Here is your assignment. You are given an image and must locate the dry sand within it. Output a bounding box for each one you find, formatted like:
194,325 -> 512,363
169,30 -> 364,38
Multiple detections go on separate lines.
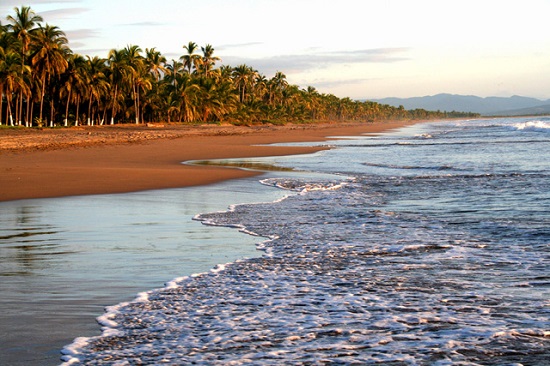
0,121 -> 415,202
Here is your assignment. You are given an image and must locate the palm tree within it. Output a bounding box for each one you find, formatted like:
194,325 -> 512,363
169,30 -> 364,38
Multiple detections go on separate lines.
267,71 -> 288,108
196,74 -> 237,122
134,73 -> 152,123
107,48 -> 128,124
253,73 -> 268,103
83,55 -> 108,125
164,59 -> 183,86
303,86 -> 321,120
143,47 -> 166,122
59,53 -> 86,126
6,6 -> 43,125
2,51 -> 29,126
72,55 -> 89,125
164,94 -> 180,123
334,97 -> 353,121
199,44 -> 219,78
232,64 -> 257,104
0,22 -> 11,125
181,41 -> 200,74
0,38 -> 6,125
31,24 -> 69,126
175,73 -> 200,122
143,78 -> 165,122
145,47 -> 166,82
218,65 -> 233,79
122,44 -> 145,123
6,6 -> 42,54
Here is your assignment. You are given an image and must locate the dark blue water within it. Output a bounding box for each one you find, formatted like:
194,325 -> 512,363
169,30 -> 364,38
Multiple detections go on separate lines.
62,118 -> 550,365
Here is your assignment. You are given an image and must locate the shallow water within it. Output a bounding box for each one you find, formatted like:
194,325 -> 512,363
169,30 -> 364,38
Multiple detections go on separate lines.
0,178 -> 289,365
60,117 -> 550,365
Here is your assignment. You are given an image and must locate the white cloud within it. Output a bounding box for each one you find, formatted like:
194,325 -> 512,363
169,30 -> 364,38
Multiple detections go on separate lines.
222,48 -> 411,76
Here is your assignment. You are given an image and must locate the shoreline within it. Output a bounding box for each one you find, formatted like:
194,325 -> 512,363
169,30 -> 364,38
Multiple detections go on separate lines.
0,121 -> 417,202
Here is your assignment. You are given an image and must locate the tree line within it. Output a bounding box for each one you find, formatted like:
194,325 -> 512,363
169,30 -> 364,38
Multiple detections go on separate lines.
0,6 -> 479,128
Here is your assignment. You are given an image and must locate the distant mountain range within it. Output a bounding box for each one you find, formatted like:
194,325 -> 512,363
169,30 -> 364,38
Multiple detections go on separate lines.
370,94 -> 550,116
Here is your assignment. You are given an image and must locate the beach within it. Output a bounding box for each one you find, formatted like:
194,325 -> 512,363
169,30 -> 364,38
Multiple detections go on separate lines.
0,120 -> 416,365
0,121 -> 413,202
2,117 -> 548,365
56,116 -> 550,365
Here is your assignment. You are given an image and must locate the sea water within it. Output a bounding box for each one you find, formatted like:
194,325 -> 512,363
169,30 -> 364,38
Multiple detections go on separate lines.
0,179 -> 289,365
59,118 -> 550,363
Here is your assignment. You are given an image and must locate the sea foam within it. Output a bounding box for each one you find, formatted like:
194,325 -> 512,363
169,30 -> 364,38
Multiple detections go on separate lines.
513,120 -> 550,132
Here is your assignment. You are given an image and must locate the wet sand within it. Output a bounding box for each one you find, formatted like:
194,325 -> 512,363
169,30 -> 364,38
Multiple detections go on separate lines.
0,121 -> 415,202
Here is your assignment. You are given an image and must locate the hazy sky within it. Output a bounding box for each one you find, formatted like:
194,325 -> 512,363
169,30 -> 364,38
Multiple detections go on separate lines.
2,0 -> 550,100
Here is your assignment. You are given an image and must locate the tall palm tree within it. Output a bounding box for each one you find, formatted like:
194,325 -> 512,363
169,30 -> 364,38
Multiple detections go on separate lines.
267,71 -> 288,108
164,93 -> 180,123
6,6 -> 43,125
134,73 -> 152,123
171,72 -> 200,122
59,53 -> 86,126
303,86 -> 321,120
31,24 -> 69,126
181,41 -> 199,74
0,50 -> 4,125
83,55 -> 108,125
142,47 -> 166,123
145,47 -> 166,82
2,51 -> 29,126
0,22 -> 11,125
6,6 -> 42,55
122,44 -> 144,123
232,64 -> 257,104
70,54 -> 89,126
164,59 -> 183,86
253,73 -> 268,104
195,75 -> 236,122
0,38 -> 6,125
107,48 -> 128,124
199,44 -> 219,78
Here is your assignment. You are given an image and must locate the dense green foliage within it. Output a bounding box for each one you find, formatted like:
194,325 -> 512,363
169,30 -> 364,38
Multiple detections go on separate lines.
0,6 -> 479,127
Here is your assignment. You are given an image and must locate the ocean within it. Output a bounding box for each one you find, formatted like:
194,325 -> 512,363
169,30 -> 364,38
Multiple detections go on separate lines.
0,178 -> 288,365
2,117 -> 549,365
60,117 -> 549,365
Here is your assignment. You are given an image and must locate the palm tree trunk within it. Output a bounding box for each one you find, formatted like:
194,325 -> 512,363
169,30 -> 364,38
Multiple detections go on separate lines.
39,75 -> 46,125
92,104 -> 96,126
137,88 -> 143,121
65,89 -> 71,127
102,108 -> 107,125
25,97 -> 30,127
87,94 -> 92,126
75,96 -> 80,126
20,93 -> 25,126
16,93 -> 21,126
133,82 -> 139,124
7,97 -> 14,126
0,91 -> 3,125
50,99 -> 55,127
111,85 -> 117,125
21,93 -> 26,126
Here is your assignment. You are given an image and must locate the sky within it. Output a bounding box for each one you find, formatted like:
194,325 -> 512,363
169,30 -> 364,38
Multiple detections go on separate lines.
2,0 -> 550,100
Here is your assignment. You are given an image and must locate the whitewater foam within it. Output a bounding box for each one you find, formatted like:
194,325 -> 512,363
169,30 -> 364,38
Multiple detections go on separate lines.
513,120 -> 550,132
